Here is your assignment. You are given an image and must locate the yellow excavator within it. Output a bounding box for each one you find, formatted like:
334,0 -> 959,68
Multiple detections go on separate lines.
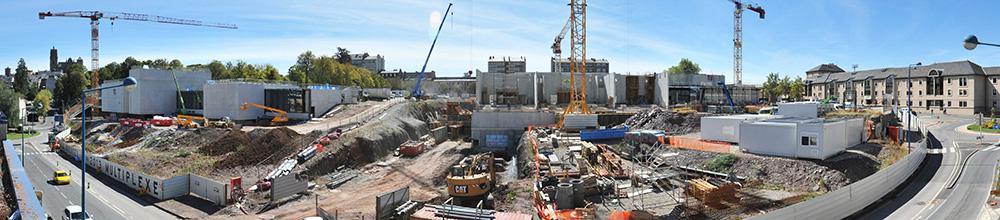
240,102 -> 288,125
446,153 -> 497,209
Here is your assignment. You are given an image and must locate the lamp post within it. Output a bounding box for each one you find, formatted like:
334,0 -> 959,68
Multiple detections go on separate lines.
907,62 -> 921,149
80,76 -> 136,215
964,35 -> 1000,50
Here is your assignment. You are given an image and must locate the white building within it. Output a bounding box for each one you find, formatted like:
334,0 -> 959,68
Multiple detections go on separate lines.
100,69 -> 211,116
739,117 -> 864,160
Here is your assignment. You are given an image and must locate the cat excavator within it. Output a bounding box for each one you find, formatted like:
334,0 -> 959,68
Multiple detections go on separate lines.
445,153 -> 498,209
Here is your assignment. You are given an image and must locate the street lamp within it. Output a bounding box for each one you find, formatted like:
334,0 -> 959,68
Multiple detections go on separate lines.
964,35 -> 1000,50
79,76 -> 136,215
907,62 -> 921,149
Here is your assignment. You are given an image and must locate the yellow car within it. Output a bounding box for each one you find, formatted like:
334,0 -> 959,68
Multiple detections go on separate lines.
53,170 -> 70,185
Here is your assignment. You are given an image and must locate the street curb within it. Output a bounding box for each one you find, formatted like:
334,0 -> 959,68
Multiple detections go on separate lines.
956,123 -> 1000,136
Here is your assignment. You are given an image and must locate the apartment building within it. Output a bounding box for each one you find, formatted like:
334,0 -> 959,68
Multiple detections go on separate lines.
805,60 -> 990,115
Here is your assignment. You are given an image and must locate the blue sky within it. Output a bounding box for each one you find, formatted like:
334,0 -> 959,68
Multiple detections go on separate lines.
3,0 -> 1000,84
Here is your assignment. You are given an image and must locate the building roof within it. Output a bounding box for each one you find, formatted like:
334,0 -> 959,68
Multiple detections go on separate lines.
552,58 -> 609,63
350,53 -> 381,60
488,56 -> 526,62
807,63 -> 845,73
806,60 -> 984,83
985,66 -> 1000,76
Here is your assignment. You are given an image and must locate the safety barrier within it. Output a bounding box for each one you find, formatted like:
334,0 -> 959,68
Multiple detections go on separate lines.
666,136 -> 733,154
2,140 -> 46,219
749,114 -> 929,220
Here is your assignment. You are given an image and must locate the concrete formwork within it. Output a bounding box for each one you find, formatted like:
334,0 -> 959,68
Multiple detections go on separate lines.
101,69 -> 211,115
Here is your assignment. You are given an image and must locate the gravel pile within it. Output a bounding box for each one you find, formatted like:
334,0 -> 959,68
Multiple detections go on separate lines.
620,107 -> 708,135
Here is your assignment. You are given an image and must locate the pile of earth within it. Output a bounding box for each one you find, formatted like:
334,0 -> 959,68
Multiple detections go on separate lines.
213,127 -> 322,169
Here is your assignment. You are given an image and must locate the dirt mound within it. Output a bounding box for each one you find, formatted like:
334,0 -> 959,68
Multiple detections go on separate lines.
199,131 -> 252,156
621,107 -> 708,135
659,149 -> 861,192
213,127 -> 300,169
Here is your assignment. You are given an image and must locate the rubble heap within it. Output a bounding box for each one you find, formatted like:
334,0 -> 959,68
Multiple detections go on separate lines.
620,107 -> 707,135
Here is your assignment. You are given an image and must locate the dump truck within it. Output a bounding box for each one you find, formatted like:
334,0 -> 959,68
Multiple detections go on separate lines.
446,153 -> 497,209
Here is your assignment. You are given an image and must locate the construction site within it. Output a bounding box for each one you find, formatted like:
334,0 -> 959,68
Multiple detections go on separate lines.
5,1 -> 932,220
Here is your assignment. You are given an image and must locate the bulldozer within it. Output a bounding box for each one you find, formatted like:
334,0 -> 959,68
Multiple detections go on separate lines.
446,153 -> 498,209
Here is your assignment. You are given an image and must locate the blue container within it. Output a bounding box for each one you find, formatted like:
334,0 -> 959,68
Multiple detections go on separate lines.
580,126 -> 629,141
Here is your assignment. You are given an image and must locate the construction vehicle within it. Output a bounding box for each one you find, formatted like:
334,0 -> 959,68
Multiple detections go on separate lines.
240,102 -> 289,125
38,11 -> 236,114
446,153 -> 497,209
176,115 -> 207,129
409,3 -> 453,99
728,0 -> 765,85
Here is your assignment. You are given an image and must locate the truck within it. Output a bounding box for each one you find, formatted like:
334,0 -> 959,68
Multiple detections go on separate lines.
361,88 -> 391,101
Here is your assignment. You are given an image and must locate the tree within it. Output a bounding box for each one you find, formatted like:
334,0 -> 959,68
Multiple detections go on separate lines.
54,63 -> 89,109
34,89 -> 52,120
206,60 -> 230,79
168,59 -> 184,70
778,76 -> 791,100
667,58 -> 701,75
0,86 -> 22,128
13,58 -> 31,96
761,73 -> 781,103
262,64 -> 284,81
789,77 -> 806,101
335,47 -> 352,64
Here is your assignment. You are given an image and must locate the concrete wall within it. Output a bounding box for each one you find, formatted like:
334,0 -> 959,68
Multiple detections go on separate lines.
162,175 -> 190,199
101,69 -> 211,115
309,85 -> 348,116
471,110 -> 556,153
476,71 -> 610,105
204,81 -> 265,120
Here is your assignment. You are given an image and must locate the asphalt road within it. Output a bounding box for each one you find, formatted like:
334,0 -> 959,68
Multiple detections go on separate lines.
12,119 -> 176,220
857,114 -> 997,220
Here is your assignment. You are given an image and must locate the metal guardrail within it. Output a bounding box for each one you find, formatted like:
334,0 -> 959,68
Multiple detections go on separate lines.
749,113 -> 929,220
3,140 -> 47,219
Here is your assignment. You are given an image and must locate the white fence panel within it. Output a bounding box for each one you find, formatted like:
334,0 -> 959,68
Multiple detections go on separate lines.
163,175 -> 190,199
190,174 -> 229,205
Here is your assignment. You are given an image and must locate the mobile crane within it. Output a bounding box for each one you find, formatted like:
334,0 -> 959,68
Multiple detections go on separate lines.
240,102 -> 288,125
410,3 -> 453,99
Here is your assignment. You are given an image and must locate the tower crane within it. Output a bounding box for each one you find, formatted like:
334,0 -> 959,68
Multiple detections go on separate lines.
558,0 -> 589,128
38,11 -> 237,89
551,17 -> 571,73
728,0 -> 764,85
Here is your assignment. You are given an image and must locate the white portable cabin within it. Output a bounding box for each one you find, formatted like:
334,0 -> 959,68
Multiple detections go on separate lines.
775,102 -> 820,118
700,114 -> 778,143
739,117 -> 864,160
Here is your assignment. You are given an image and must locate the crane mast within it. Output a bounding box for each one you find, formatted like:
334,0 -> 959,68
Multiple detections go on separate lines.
559,0 -> 589,128
729,1 -> 764,85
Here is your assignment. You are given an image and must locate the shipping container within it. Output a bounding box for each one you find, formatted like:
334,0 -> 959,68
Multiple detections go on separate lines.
700,114 -> 776,143
580,126 -> 629,141
739,117 -> 864,160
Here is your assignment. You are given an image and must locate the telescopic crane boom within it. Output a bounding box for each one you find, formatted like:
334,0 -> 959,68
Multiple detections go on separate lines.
411,3 -> 453,98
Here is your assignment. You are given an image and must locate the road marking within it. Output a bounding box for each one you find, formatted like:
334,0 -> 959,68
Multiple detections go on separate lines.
916,141 -> 964,219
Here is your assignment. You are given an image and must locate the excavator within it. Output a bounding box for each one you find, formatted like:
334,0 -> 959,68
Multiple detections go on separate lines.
446,153 -> 498,209
240,102 -> 288,125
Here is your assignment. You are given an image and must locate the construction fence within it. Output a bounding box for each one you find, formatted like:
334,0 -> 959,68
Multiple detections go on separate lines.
61,145 -> 230,205
666,136 -> 734,154
748,113 -> 928,220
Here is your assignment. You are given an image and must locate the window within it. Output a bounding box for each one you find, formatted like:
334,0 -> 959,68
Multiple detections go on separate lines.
993,77 -> 997,84
800,135 -> 817,146
919,91 -> 923,96
948,101 -> 952,107
948,90 -> 952,96
919,101 -> 922,106
994,89 -> 997,96
959,89 -> 968,96
959,101 -> 967,107
994,101 -> 997,107
948,78 -> 952,84
959,77 -> 968,87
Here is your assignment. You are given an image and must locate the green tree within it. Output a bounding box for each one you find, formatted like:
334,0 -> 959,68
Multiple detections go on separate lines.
54,63 -> 89,109
262,64 -> 284,81
761,73 -> 781,103
206,60 -> 230,79
335,47 -> 352,64
789,77 -> 806,101
666,58 -> 701,75
13,58 -> 31,96
778,76 -> 791,100
0,86 -> 22,128
34,89 -> 52,120
168,59 -> 184,70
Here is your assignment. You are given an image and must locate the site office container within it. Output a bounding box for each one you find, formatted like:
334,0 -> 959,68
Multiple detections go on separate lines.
700,114 -> 776,143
